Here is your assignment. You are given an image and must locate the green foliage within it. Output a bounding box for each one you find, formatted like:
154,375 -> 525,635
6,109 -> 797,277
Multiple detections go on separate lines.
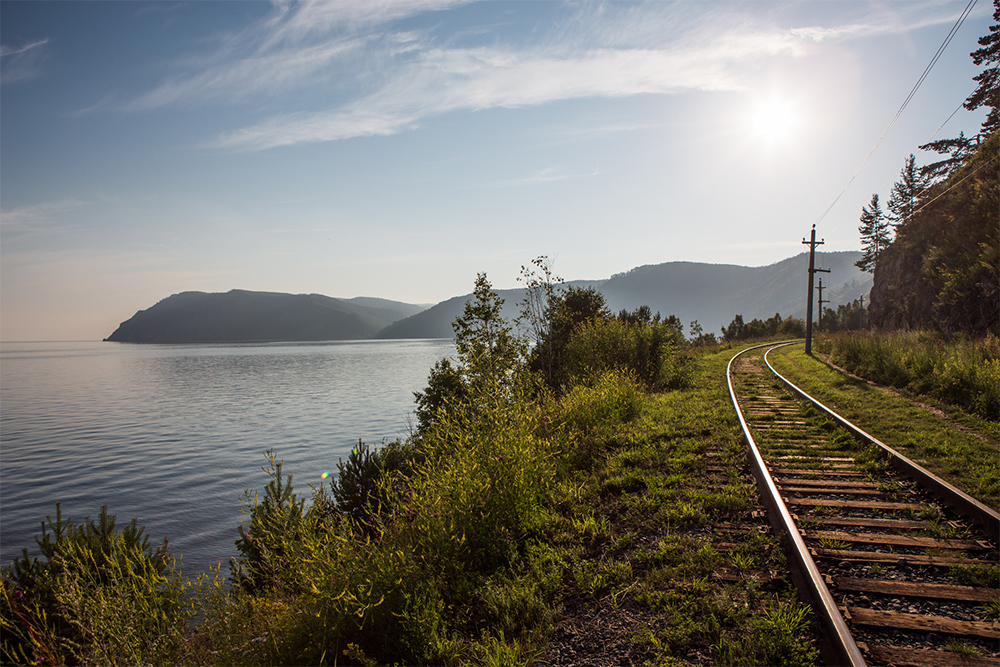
557,371 -> 642,436
327,438 -> 416,534
1,504 -> 186,666
517,255 -> 564,385
564,317 -> 690,390
414,273 -> 528,434
413,357 -> 466,434
711,602 -> 819,666
951,563 -> 1000,589
819,298 -> 866,332
231,451 -> 307,595
453,273 -> 528,394
886,154 -> 928,229
920,131 -> 981,182
688,320 -> 717,345
553,370 -> 643,468
818,330 -> 1000,421
856,193 -> 891,274
530,285 -> 610,388
963,0 -> 999,135
873,127 -> 998,335
721,312 -> 804,341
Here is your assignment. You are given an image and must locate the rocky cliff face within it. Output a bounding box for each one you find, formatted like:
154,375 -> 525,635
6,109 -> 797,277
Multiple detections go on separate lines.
868,131 -> 999,335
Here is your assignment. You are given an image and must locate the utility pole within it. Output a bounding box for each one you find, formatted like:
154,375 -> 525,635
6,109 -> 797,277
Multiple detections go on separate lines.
816,278 -> 829,331
803,225 -> 830,354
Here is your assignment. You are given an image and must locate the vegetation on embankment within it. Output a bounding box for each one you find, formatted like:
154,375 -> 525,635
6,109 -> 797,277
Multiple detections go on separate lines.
768,341 -> 1000,509
815,331 -> 1000,424
1,275 -> 821,667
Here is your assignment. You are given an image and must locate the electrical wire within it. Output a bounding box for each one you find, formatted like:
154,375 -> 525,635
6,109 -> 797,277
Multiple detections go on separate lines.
908,153 -> 997,218
812,0 -> 979,226
836,99 -> 980,233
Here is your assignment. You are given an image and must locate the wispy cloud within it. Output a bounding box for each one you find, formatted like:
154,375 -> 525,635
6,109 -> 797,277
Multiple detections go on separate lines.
212,41 -> 759,150
485,165 -> 601,188
0,199 -> 85,236
0,38 -> 50,85
124,0 -> 968,150
127,0 -> 471,110
127,36 -> 368,110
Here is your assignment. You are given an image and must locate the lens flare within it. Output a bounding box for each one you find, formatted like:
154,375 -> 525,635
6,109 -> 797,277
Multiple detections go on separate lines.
321,471 -> 331,479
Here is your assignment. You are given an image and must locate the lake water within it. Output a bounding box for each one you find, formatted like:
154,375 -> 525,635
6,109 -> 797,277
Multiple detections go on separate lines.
0,339 -> 455,576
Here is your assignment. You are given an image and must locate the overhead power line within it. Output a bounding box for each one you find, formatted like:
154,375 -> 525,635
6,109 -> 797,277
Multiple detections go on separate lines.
813,0 -> 979,226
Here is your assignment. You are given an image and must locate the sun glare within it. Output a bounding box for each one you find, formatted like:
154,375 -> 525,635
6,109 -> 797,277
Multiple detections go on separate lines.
748,98 -> 800,146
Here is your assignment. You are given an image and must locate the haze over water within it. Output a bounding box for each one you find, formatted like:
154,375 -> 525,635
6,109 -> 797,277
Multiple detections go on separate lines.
0,339 -> 454,576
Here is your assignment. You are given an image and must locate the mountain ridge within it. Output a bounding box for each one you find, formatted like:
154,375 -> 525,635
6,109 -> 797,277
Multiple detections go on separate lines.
378,251 -> 868,340
104,289 -> 427,344
105,252 -> 869,344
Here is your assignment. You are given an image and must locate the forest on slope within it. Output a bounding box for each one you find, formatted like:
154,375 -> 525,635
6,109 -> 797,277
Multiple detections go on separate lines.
868,130 -> 999,334
865,0 -> 998,336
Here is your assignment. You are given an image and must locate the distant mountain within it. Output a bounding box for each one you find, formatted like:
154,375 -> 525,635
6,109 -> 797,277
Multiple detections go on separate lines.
106,252 -> 869,344
105,290 -> 427,344
374,290 -> 527,340
378,252 -> 868,339
601,251 -> 868,335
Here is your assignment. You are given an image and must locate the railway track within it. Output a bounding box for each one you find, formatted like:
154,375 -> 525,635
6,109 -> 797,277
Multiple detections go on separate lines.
727,342 -> 1000,667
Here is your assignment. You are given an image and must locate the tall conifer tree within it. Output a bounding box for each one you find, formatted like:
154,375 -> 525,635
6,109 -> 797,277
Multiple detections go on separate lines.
886,154 -> 927,229
855,193 -> 890,273
964,0 -> 1000,135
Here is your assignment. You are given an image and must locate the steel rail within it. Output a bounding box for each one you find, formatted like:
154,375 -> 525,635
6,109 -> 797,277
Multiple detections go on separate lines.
727,342 -> 867,667
763,345 -> 1000,542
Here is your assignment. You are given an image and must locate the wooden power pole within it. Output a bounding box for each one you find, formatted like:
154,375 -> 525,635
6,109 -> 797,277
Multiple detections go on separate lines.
803,225 -> 830,354
816,278 -> 829,331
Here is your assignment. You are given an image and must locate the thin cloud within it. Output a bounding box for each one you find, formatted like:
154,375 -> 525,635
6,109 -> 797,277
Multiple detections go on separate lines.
1,200 -> 85,235
484,165 -> 601,188
127,0 -> 972,150
212,42 -> 758,150
128,0 -> 473,110
0,38 -> 50,85
127,36 -> 368,110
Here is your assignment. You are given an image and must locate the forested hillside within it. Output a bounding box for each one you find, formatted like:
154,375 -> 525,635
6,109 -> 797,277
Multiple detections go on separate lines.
868,130 -> 998,334
865,1 -> 999,335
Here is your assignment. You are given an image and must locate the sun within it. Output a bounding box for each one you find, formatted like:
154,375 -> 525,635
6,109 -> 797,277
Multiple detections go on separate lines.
747,97 -> 799,145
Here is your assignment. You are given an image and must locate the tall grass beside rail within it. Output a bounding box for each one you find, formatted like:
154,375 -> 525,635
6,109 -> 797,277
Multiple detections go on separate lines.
815,331 -> 999,422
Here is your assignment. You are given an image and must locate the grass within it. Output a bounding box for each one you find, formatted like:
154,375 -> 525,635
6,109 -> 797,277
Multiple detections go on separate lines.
767,343 -> 1000,508
814,331 -> 1000,425
541,344 -> 818,665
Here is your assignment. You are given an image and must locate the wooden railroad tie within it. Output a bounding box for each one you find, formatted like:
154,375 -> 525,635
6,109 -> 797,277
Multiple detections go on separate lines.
867,645 -> 1000,667
833,576 -> 998,603
843,606 -> 1000,639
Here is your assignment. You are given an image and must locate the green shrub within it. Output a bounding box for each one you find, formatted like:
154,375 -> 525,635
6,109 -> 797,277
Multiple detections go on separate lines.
1,505 -> 186,666
564,318 -> 690,390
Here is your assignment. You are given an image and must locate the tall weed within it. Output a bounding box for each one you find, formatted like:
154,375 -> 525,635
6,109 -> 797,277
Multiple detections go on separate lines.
817,331 -> 999,421
564,318 -> 690,390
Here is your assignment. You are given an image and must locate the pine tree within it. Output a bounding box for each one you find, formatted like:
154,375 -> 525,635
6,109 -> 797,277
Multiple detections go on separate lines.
855,193 -> 890,273
919,131 -> 978,182
964,0 -> 1000,136
886,154 -> 927,229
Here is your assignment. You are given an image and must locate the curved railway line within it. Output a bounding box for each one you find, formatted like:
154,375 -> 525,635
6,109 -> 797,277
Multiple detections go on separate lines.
727,342 -> 1000,667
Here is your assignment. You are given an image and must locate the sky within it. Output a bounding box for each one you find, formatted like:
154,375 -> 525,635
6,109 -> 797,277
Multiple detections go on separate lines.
1,0 -> 992,341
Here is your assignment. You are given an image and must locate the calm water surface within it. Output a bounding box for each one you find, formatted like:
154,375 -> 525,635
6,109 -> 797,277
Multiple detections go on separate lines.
0,339 -> 454,575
